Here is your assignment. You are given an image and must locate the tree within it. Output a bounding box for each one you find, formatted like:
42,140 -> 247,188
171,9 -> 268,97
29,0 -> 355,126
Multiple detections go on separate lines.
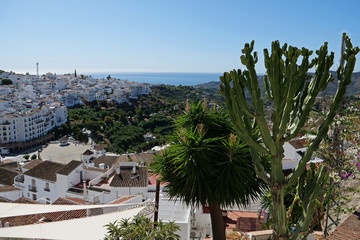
152,101 -> 267,240
23,154 -> 30,160
219,33 -> 359,239
1,78 -> 12,85
104,215 -> 180,240
31,154 -> 37,160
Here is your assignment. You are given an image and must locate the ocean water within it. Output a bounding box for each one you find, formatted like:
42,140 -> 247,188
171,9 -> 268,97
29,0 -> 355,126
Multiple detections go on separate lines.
88,72 -> 222,86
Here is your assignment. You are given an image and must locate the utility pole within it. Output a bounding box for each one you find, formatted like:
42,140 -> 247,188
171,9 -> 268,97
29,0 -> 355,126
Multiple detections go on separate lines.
154,179 -> 160,224
36,63 -> 39,78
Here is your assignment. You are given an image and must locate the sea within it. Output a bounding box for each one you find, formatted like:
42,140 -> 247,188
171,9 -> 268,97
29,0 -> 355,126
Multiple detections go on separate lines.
87,72 -> 222,86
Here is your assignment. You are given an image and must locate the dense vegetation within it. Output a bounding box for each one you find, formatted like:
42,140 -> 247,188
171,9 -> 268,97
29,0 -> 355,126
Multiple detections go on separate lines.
52,84 -> 224,154
104,215 -> 180,240
0,78 -> 13,85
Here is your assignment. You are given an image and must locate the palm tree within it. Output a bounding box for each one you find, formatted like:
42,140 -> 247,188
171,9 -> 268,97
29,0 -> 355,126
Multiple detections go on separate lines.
152,101 -> 268,240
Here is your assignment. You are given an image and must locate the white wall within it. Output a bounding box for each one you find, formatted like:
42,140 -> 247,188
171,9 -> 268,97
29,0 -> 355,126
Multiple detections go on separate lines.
83,168 -> 103,181
110,187 -> 148,200
56,164 -> 83,198
23,176 -> 58,203
0,190 -> 22,201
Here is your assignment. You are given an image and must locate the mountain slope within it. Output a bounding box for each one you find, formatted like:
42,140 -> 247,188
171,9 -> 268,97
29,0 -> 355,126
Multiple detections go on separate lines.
195,71 -> 360,96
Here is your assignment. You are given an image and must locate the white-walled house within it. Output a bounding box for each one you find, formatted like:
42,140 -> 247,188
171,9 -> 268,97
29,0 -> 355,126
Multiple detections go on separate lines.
0,113 -> 19,144
81,150 -> 95,165
56,160 -> 83,200
283,138 -> 308,170
17,160 -> 83,204
109,165 -> 148,198
0,185 -> 23,201
20,161 -> 65,203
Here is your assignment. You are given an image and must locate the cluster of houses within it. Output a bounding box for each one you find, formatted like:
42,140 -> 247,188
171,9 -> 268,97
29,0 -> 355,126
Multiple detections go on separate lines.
0,137 -> 318,239
0,144 -> 214,239
0,70 -> 151,148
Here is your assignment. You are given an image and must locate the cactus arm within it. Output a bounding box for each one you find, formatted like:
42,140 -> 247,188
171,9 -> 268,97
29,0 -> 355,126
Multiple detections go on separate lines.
287,42 -> 359,186
242,114 -> 271,185
278,49 -> 313,141
287,45 -> 335,140
230,70 -> 255,118
277,56 -> 298,141
263,75 -> 273,101
241,43 -> 277,155
220,73 -> 269,155
291,166 -> 327,240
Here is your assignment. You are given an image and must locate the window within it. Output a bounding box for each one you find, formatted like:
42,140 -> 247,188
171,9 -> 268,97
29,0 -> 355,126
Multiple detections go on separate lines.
46,198 -> 50,204
45,183 -> 50,192
32,194 -> 37,201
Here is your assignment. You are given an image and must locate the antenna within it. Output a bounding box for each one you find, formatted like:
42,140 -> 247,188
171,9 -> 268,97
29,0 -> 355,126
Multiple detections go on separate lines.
36,63 -> 39,77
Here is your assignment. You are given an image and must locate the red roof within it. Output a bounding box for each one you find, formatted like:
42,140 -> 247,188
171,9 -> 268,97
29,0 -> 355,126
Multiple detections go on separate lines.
225,211 -> 263,233
148,172 -> 168,186
42,197 -> 87,222
327,207 -> 360,239
109,196 -> 136,204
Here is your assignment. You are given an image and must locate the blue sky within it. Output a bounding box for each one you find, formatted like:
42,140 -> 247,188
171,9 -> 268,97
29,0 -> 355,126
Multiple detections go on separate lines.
1,0 -> 360,74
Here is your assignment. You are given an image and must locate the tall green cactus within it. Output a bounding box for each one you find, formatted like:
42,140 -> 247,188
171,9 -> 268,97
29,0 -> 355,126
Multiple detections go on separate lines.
219,33 -> 359,239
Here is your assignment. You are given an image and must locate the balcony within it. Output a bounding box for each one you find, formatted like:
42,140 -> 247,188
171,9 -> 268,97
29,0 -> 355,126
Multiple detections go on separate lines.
44,188 -> 50,192
28,185 -> 37,192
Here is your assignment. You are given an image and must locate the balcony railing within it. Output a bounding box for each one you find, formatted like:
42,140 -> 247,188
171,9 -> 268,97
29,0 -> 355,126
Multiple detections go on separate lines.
28,185 -> 37,192
44,188 -> 50,192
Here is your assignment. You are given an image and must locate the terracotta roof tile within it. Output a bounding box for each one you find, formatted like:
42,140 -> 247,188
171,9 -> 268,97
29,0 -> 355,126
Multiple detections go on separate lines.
94,144 -> 106,151
94,153 -> 154,169
109,166 -> 148,188
129,153 -> 154,166
82,149 -> 94,156
0,214 -> 43,227
225,211 -> 263,233
109,196 -> 136,204
327,208 -> 360,239
24,161 -> 64,182
22,159 -> 42,170
65,197 -> 92,205
94,156 -> 119,168
13,197 -> 40,204
42,197 -> 87,221
0,167 -> 19,185
57,160 -> 82,176
288,139 -> 307,149
0,185 -> 20,192
0,161 -> 18,169
148,172 -> 168,186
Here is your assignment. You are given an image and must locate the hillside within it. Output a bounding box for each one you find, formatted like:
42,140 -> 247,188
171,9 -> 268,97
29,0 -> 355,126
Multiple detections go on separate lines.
195,71 -> 360,96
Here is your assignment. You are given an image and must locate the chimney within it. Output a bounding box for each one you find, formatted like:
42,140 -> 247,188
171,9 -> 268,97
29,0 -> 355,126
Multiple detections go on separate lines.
99,163 -> 105,170
113,164 -> 120,175
132,166 -> 136,175
83,180 -> 87,199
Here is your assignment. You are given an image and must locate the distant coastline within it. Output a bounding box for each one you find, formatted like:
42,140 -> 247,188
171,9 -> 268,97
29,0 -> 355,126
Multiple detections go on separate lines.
86,72 -> 222,86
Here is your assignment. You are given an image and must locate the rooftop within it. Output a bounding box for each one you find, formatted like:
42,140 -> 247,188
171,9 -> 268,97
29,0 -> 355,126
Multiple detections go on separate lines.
288,139 -> 307,149
57,160 -> 82,176
0,167 -> 20,186
22,159 -> 43,170
109,166 -> 148,188
24,161 -> 65,182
